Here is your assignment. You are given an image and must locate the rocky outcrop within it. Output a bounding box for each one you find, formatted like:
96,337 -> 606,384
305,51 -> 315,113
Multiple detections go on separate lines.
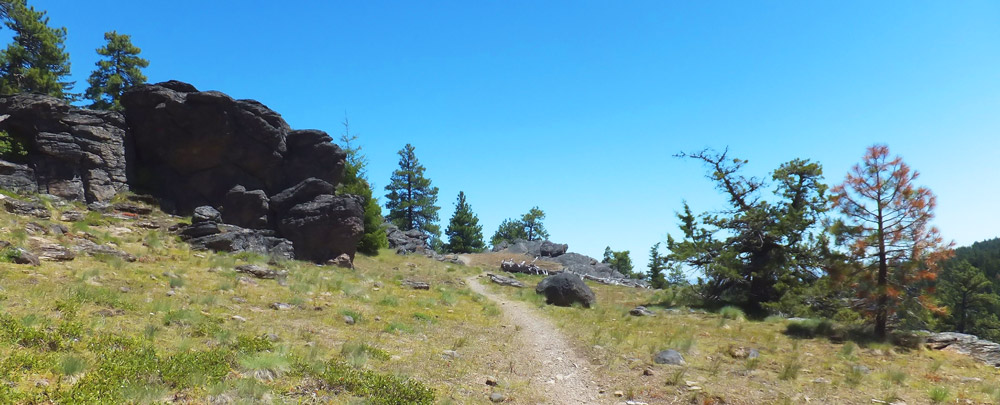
924,332 -> 1000,367
121,81 -> 346,212
493,239 -> 649,288
275,185 -> 364,262
535,273 -> 595,308
180,205 -> 294,261
0,94 -> 128,202
386,223 -> 430,254
500,258 -> 549,275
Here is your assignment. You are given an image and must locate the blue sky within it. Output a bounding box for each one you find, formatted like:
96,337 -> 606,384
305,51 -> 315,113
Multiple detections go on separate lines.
23,1 -> 1000,271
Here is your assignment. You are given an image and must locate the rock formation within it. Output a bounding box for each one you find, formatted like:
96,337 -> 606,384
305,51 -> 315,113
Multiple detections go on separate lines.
120,81 -> 345,212
0,94 -> 129,202
493,238 -> 649,288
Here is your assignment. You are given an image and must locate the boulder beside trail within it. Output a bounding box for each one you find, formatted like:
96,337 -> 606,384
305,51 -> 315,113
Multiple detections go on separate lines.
535,272 -> 595,308
925,332 -> 1000,367
653,349 -> 685,365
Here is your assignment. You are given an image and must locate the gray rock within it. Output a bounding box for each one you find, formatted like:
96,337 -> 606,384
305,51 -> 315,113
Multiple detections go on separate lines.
488,273 -> 525,288
223,185 -> 270,229
59,210 -> 85,222
3,199 -> 50,218
0,94 -> 129,203
489,393 -> 506,403
629,306 -> 655,316
192,205 -> 222,224
235,264 -> 288,280
343,315 -> 355,325
5,247 -> 40,266
72,239 -> 137,262
539,240 -> 568,257
653,349 -> 685,365
402,280 -> 430,290
269,302 -> 293,311
535,273 -> 595,308
0,159 -> 37,195
385,223 -> 430,254
925,331 -> 1000,367
34,243 -> 75,261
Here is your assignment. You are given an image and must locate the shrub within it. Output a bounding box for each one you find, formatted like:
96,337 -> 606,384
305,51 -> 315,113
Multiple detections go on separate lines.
785,318 -> 835,338
928,386 -> 950,403
719,306 -> 745,320
322,360 -> 434,404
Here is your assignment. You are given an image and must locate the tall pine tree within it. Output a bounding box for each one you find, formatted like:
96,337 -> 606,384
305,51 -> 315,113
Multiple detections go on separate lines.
338,117 -> 387,255
85,31 -> 148,111
0,0 -> 73,99
444,191 -> 485,253
384,143 -> 440,236
490,218 -> 527,247
648,242 -> 667,288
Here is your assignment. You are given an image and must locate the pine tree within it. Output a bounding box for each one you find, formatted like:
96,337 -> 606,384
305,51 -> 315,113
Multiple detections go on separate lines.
648,243 -> 667,288
937,260 -> 1000,339
520,206 -> 549,241
0,0 -> 73,99
832,144 -> 953,339
84,31 -> 148,111
602,246 -> 635,278
338,118 -> 387,255
444,191 -> 485,253
490,218 -> 527,247
384,144 -> 440,236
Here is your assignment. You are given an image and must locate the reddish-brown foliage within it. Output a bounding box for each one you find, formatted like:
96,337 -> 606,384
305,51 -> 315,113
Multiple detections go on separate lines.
832,144 -> 953,339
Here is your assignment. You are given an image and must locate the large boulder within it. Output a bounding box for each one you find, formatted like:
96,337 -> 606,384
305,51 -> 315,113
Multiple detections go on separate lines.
539,241 -> 568,257
121,81 -> 346,212
0,94 -> 128,202
385,223 -> 430,254
223,185 -> 270,229
273,180 -> 364,262
535,273 -> 596,308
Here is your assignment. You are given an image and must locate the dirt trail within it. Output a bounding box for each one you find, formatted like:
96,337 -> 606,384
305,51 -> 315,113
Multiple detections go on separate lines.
467,274 -> 608,404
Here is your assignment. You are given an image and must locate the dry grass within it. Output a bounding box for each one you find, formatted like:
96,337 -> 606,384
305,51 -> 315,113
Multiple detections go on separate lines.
0,199 -> 543,403
475,265 -> 1000,405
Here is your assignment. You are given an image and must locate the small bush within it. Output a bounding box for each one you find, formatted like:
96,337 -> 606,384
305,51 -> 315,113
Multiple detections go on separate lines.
238,351 -> 290,381
785,318 -> 835,338
928,386 -> 950,403
323,360 -> 434,404
233,335 -> 274,354
845,364 -> 865,386
778,358 -> 801,380
719,306 -> 745,320
56,355 -> 87,377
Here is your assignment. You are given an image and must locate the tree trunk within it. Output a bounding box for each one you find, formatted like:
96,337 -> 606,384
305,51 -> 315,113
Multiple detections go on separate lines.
875,203 -> 888,340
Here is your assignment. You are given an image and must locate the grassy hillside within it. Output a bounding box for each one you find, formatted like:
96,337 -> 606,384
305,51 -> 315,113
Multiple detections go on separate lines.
481,272 -> 1000,405
0,194 -> 544,404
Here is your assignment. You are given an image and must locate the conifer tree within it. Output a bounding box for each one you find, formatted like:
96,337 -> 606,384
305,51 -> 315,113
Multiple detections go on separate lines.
0,0 -> 73,99
338,118 -> 388,255
602,246 -> 635,278
444,191 -> 485,253
520,206 -> 549,241
490,218 -> 527,247
85,31 -> 148,111
832,144 -> 953,339
384,144 -> 440,237
648,243 -> 667,288
937,260 -> 1000,339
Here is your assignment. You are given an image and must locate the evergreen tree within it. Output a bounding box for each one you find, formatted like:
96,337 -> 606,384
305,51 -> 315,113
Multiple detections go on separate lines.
0,0 -> 73,99
832,144 -> 953,339
338,118 -> 387,255
937,260 -> 1000,340
490,218 -> 527,247
602,246 -> 635,278
84,31 -> 148,111
384,144 -> 440,237
520,206 -> 549,241
444,191 -> 485,253
648,243 -> 667,288
667,149 -> 830,315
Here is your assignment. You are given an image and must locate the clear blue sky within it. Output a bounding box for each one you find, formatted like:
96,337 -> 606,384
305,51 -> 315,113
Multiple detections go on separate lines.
23,1 -> 1000,271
